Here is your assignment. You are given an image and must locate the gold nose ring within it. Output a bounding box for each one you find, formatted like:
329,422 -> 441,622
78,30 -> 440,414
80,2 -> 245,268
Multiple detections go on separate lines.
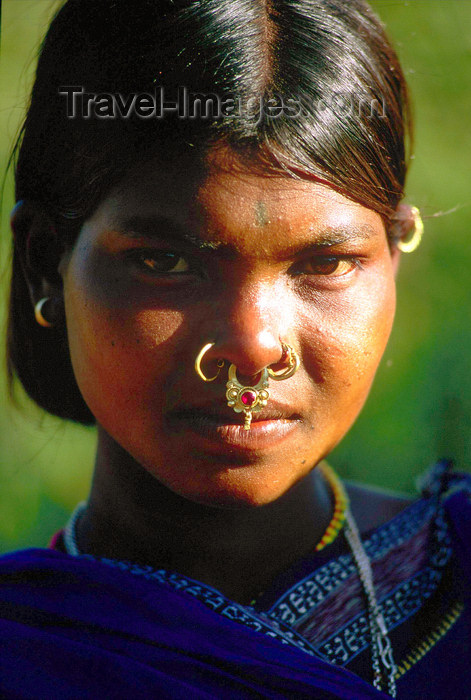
268,342 -> 300,380
225,365 -> 270,430
194,343 -> 225,382
225,343 -> 300,429
195,341 -> 300,430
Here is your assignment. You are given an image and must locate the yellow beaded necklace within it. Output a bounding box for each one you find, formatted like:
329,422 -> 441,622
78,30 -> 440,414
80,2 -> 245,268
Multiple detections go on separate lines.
315,461 -> 349,552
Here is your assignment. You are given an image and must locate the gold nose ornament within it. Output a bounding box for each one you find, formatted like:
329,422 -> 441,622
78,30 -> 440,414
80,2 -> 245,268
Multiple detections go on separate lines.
195,342 -> 300,430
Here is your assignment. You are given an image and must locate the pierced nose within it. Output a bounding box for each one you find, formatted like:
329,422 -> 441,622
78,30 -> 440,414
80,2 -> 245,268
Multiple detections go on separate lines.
195,341 -> 300,430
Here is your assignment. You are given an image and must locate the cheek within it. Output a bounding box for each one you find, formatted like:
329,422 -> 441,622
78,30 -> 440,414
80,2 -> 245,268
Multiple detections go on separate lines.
300,272 -> 396,394
62,249 -> 185,424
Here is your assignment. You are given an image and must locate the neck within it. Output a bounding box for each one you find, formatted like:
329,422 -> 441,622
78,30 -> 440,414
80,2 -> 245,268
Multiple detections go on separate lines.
79,428 -> 333,603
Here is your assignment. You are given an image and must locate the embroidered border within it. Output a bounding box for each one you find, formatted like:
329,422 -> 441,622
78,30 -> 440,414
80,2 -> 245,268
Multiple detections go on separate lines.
82,555 -> 319,657
74,468 -> 466,665
267,498 -> 437,625
318,564 -> 450,665
301,504 -> 453,666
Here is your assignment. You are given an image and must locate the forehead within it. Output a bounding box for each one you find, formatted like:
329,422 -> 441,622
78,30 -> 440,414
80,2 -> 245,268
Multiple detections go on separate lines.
95,147 -> 384,253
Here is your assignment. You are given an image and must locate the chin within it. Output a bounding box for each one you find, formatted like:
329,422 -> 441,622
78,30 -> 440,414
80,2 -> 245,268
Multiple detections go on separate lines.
189,490 -> 279,510
160,468 -> 304,510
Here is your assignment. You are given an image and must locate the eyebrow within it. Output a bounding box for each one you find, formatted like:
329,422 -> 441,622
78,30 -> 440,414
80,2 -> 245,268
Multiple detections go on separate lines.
298,224 -> 378,250
111,216 -> 378,257
112,216 -> 221,251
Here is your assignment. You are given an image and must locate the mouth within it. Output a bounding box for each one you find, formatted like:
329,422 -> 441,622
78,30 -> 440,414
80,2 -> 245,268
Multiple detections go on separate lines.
166,402 -> 302,452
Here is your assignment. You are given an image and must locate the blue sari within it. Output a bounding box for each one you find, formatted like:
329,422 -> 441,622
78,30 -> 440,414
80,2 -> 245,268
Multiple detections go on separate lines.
0,463 -> 470,698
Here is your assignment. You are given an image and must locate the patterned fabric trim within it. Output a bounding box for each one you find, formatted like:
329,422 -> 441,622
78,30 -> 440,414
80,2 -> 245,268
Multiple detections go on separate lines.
283,502 -> 453,666
78,496 -> 451,668
80,554 -> 319,658
266,498 -> 437,625
317,554 -> 451,665
54,464 -> 467,670
296,516 -> 433,644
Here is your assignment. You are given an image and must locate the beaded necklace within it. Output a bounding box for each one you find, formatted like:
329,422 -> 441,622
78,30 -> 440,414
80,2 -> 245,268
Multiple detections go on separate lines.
315,461 -> 348,551
62,463 -> 396,697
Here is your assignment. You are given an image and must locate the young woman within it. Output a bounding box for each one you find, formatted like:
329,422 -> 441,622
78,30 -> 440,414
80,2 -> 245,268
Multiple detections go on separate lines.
1,0 -> 470,697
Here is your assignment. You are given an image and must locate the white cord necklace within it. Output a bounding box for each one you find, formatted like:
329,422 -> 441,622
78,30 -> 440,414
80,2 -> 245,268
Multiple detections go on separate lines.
344,509 -> 397,697
63,501 -> 397,697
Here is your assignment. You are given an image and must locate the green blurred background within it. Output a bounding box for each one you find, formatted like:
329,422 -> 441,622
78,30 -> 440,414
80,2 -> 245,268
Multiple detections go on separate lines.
1,0 -> 470,553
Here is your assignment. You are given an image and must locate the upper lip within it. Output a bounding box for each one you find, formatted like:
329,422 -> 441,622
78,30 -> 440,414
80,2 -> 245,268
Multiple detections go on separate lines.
168,400 -> 299,424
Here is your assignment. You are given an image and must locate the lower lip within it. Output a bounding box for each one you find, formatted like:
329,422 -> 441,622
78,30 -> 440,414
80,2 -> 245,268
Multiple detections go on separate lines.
167,412 -> 300,452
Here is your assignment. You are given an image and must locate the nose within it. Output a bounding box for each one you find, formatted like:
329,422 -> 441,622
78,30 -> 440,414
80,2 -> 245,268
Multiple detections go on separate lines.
208,281 -> 291,378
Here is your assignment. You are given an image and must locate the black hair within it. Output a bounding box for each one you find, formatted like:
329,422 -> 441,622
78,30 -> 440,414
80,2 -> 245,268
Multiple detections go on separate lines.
7,0 -> 412,423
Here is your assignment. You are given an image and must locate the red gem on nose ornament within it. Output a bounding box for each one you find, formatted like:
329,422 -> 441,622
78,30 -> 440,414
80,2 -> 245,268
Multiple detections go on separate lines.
224,343 -> 299,431
241,390 -> 257,406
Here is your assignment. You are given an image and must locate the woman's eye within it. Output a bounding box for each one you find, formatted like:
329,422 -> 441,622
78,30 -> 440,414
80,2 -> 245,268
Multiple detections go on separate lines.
302,257 -> 358,277
133,251 -> 190,274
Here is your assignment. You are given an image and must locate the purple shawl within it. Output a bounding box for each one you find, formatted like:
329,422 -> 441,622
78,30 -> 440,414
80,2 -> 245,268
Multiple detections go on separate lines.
0,548 -> 389,699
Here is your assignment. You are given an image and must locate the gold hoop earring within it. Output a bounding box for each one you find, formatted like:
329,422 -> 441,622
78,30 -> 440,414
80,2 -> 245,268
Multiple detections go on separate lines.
397,206 -> 423,253
194,343 -> 225,382
34,297 -> 54,328
225,342 -> 300,430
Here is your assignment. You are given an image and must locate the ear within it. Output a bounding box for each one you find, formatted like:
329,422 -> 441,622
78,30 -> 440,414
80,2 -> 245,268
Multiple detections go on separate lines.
10,200 -> 65,326
388,203 -> 417,277
390,238 -> 401,278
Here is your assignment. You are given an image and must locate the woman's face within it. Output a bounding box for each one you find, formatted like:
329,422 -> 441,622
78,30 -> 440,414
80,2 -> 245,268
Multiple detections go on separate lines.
61,148 -> 399,507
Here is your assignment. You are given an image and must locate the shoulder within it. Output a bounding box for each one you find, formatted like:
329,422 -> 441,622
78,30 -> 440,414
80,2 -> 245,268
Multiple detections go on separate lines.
346,480 -> 413,534
346,461 -> 471,535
